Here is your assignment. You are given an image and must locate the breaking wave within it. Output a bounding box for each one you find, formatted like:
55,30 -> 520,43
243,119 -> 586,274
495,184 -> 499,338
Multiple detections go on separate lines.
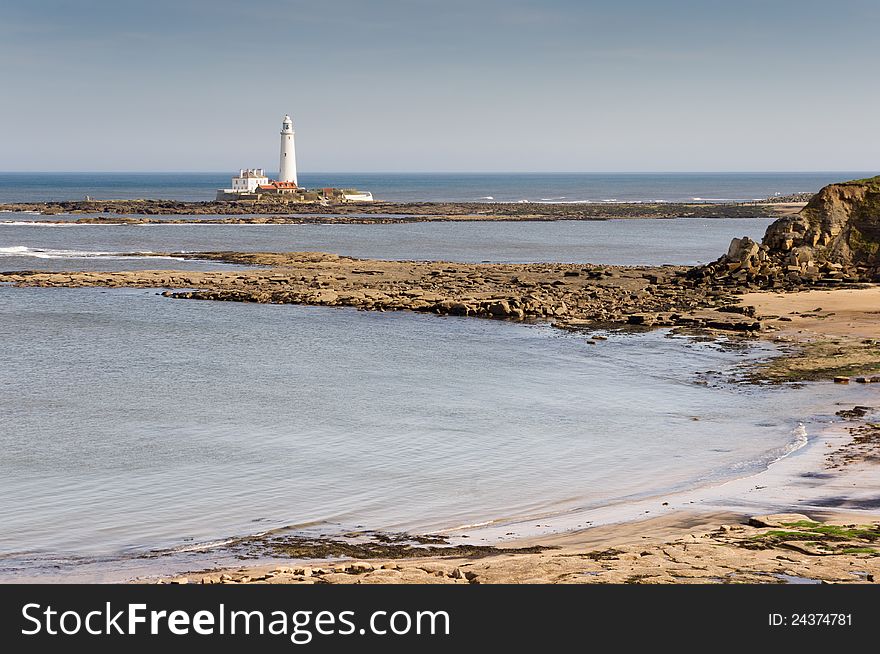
0,246 -> 172,260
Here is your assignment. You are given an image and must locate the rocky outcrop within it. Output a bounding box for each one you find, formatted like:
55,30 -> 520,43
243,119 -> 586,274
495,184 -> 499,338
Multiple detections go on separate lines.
692,176 -> 880,289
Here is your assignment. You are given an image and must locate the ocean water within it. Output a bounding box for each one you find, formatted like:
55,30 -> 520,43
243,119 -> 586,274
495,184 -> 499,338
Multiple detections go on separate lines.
0,217 -> 774,270
0,286 -> 868,581
0,171 -> 874,203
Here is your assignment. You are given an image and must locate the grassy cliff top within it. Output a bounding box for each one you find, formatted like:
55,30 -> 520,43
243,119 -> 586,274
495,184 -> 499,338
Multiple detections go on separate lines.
839,175 -> 880,190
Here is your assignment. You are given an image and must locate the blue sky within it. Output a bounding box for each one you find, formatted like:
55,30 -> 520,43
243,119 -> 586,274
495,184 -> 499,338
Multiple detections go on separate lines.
1,0 -> 878,172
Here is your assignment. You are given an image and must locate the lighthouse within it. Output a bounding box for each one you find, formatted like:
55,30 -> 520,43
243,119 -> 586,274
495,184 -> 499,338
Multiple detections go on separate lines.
216,114 -> 372,201
278,114 -> 297,186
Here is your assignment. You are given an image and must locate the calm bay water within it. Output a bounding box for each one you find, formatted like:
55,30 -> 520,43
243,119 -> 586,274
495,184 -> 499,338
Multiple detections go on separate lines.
0,171 -> 874,203
0,287 -> 867,581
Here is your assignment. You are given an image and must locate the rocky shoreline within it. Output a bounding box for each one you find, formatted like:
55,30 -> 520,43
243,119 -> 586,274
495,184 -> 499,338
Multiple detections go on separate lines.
1,199 -> 799,221
151,513 -> 880,585
0,251 -> 765,331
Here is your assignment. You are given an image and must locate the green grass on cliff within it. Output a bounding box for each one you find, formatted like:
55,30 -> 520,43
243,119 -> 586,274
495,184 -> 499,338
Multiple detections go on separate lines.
841,175 -> 880,189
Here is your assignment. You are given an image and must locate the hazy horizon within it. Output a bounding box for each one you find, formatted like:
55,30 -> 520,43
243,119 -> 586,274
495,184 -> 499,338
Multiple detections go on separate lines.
0,170 -> 877,174
2,1 -> 878,173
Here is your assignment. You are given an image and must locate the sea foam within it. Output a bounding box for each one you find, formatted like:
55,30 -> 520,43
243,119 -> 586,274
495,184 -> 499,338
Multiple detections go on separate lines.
0,246 -> 171,260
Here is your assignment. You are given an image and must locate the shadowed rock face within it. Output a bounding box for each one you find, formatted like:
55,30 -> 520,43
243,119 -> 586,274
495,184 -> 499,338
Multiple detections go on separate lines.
764,176 -> 880,265
693,176 -> 880,290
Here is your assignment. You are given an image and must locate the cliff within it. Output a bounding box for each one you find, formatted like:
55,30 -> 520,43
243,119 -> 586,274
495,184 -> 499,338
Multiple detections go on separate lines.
693,176 -> 880,289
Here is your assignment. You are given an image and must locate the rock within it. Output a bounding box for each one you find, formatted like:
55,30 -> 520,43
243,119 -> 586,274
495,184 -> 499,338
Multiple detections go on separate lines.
346,562 -> 374,574
451,302 -> 472,316
748,513 -> 815,528
627,313 -> 656,326
835,405 -> 872,419
695,176 -> 880,288
717,304 -> 756,317
727,237 -> 760,261
486,300 -> 511,317
312,290 -> 339,304
834,376 -> 850,384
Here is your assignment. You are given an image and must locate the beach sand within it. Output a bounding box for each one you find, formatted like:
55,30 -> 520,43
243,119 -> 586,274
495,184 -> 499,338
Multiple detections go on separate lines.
740,287 -> 880,382
742,287 -> 880,341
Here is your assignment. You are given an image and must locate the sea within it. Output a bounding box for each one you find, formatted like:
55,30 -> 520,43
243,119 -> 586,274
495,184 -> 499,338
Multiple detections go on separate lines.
0,171 -> 874,203
1,172 -> 875,581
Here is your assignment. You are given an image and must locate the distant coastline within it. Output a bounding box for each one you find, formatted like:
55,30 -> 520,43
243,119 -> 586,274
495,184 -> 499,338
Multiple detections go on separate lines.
0,199 -> 802,221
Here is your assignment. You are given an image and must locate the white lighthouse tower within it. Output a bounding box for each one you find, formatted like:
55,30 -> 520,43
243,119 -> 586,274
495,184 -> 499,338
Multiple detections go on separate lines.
278,114 -> 297,186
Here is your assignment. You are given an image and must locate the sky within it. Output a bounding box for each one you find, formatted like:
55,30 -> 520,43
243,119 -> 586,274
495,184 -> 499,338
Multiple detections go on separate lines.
1,0 -> 878,172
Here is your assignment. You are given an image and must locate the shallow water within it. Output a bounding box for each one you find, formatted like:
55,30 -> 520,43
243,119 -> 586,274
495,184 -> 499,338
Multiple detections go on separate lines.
0,286 -> 869,580
0,217 -> 773,270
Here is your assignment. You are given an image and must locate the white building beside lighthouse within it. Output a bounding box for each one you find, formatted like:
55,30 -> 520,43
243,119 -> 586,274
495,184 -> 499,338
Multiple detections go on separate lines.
278,114 -> 297,186
216,168 -> 268,198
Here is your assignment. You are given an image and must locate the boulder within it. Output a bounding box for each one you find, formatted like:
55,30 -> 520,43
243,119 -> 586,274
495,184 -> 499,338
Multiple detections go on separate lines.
727,237 -> 759,261
311,289 -> 339,304
748,514 -> 814,528
627,313 -> 656,326
486,300 -> 511,317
